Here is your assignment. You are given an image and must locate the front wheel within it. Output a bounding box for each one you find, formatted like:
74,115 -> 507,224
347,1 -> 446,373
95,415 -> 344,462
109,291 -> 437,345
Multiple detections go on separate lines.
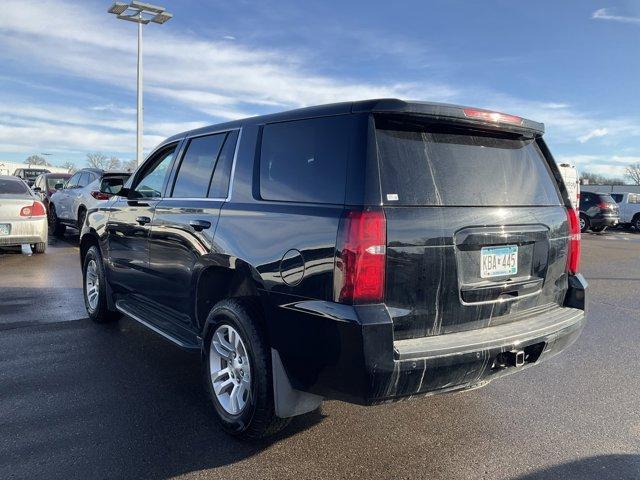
82,245 -> 120,323
633,215 -> 640,232
49,205 -> 66,238
203,299 -> 290,439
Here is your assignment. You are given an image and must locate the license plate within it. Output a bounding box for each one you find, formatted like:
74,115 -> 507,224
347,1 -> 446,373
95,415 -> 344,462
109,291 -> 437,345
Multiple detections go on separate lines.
480,245 -> 518,278
0,224 -> 10,236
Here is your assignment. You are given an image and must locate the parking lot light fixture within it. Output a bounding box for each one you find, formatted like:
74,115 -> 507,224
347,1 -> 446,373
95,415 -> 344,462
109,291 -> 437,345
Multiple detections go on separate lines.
107,1 -> 173,166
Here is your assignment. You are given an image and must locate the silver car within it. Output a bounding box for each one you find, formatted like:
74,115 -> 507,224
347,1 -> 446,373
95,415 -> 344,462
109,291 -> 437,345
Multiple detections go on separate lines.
49,169 -> 130,237
0,175 -> 48,253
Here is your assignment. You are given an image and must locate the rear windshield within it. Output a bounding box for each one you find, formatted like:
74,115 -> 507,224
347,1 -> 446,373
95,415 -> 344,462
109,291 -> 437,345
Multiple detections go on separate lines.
46,176 -> 70,189
23,169 -> 48,180
0,178 -> 30,196
597,194 -> 617,204
375,117 -> 562,206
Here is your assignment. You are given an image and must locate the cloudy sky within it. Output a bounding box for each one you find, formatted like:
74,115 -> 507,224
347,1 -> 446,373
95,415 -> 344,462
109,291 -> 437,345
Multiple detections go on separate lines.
1,0 -> 639,177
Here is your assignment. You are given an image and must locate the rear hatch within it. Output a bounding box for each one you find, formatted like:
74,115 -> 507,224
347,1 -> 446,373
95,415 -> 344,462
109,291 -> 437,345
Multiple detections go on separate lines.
596,193 -> 619,216
373,113 -> 571,340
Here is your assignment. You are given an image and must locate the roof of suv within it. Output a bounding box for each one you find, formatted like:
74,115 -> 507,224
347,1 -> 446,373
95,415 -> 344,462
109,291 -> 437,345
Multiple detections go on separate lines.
165,99 -> 545,145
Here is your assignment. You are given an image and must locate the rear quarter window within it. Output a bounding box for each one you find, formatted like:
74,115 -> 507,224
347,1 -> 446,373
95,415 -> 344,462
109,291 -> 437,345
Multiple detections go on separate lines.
375,117 -> 562,207
259,115 -> 351,204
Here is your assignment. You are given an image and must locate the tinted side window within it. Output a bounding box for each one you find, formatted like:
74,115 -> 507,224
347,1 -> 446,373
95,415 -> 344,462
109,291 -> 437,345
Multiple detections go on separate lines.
209,130 -> 239,199
132,145 -> 177,198
611,194 -> 623,203
260,116 -> 350,204
172,133 -> 226,198
66,172 -> 82,188
77,172 -> 90,188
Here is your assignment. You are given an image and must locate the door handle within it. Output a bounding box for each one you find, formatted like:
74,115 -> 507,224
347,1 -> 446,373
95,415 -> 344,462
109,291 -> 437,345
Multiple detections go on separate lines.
136,216 -> 151,225
189,219 -> 211,232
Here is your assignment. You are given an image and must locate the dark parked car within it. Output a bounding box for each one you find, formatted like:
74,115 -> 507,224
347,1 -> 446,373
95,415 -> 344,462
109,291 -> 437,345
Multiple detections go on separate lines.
79,99 -> 586,439
13,167 -> 51,187
578,191 -> 619,232
31,172 -> 72,216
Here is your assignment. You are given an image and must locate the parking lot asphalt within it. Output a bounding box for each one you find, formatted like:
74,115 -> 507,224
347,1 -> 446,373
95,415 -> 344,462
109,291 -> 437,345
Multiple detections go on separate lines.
1,230 -> 639,480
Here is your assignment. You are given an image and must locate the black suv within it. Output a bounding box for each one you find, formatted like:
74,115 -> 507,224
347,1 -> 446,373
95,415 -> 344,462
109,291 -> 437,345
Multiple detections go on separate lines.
578,191 -> 619,233
80,99 -> 587,438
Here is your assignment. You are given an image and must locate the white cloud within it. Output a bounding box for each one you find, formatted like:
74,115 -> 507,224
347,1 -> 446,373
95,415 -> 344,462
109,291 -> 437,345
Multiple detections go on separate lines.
578,128 -> 609,143
0,0 -> 639,164
592,8 -> 640,25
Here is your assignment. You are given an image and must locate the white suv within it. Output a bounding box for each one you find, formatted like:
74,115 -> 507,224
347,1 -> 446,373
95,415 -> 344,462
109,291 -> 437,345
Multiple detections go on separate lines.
610,192 -> 640,231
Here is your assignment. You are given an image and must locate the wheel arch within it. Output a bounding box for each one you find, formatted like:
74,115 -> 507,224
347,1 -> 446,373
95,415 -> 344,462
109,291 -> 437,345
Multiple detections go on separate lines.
79,229 -> 100,264
196,258 -> 269,341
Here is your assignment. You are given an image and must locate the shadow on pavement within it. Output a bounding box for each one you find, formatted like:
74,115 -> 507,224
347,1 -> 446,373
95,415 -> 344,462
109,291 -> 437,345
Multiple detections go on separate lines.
513,454 -> 640,480
0,318 -> 324,479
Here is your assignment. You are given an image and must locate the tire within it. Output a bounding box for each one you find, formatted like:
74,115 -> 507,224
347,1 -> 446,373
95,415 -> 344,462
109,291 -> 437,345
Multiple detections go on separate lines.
49,204 -> 66,238
591,225 -> 607,233
31,242 -> 46,254
579,214 -> 590,233
82,245 -> 120,323
633,215 -> 640,232
203,299 -> 290,439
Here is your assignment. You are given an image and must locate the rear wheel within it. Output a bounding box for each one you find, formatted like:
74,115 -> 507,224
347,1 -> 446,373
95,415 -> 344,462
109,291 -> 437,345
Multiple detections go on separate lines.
203,299 -> 290,439
83,245 -> 120,323
31,242 -> 46,254
579,214 -> 589,233
633,215 -> 640,232
49,204 -> 66,238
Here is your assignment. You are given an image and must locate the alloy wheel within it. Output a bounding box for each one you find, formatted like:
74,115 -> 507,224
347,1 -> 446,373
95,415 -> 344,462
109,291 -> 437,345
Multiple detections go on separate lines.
85,259 -> 100,311
209,324 -> 251,415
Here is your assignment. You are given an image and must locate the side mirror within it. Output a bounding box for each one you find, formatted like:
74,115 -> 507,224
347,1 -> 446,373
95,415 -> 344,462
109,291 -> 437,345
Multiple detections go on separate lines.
54,182 -> 64,190
32,187 -> 42,192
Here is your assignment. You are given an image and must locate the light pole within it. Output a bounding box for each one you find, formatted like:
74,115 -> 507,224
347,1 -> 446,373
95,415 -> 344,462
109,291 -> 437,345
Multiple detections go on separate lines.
107,2 -> 173,166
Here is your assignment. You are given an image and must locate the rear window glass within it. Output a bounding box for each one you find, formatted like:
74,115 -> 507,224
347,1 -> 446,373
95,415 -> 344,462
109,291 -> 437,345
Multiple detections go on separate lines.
598,194 -> 616,204
46,176 -> 70,190
260,116 -> 350,204
375,117 -> 562,206
0,178 -> 30,196
172,134 -> 226,198
610,193 -> 623,203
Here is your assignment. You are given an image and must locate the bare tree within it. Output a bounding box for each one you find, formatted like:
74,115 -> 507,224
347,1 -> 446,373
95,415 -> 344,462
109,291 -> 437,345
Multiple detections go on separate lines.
25,154 -> 50,166
624,163 -> 640,185
122,158 -> 138,172
580,170 -> 625,186
60,161 -> 77,173
107,157 -> 122,171
86,152 -> 108,169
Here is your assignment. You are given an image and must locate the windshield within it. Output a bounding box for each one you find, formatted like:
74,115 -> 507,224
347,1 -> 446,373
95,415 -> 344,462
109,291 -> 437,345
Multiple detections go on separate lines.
46,176 -> 70,190
375,116 -> 562,207
0,178 -> 31,196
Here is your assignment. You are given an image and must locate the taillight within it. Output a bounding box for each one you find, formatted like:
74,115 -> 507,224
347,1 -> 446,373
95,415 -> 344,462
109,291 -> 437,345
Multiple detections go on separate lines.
20,201 -> 46,217
462,108 -> 523,126
334,208 -> 386,304
91,191 -> 111,200
566,208 -> 581,274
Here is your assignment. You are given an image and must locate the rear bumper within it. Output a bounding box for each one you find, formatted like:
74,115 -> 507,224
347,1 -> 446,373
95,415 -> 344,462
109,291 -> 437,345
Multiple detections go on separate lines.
590,213 -> 619,228
0,218 -> 47,247
270,274 -> 587,405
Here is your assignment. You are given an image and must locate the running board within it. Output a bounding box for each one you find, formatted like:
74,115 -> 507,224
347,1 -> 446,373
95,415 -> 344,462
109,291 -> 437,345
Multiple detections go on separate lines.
115,300 -> 201,351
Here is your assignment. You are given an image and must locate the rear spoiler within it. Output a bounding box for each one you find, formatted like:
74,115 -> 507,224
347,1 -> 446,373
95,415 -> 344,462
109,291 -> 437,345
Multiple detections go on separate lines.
353,99 -> 545,137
